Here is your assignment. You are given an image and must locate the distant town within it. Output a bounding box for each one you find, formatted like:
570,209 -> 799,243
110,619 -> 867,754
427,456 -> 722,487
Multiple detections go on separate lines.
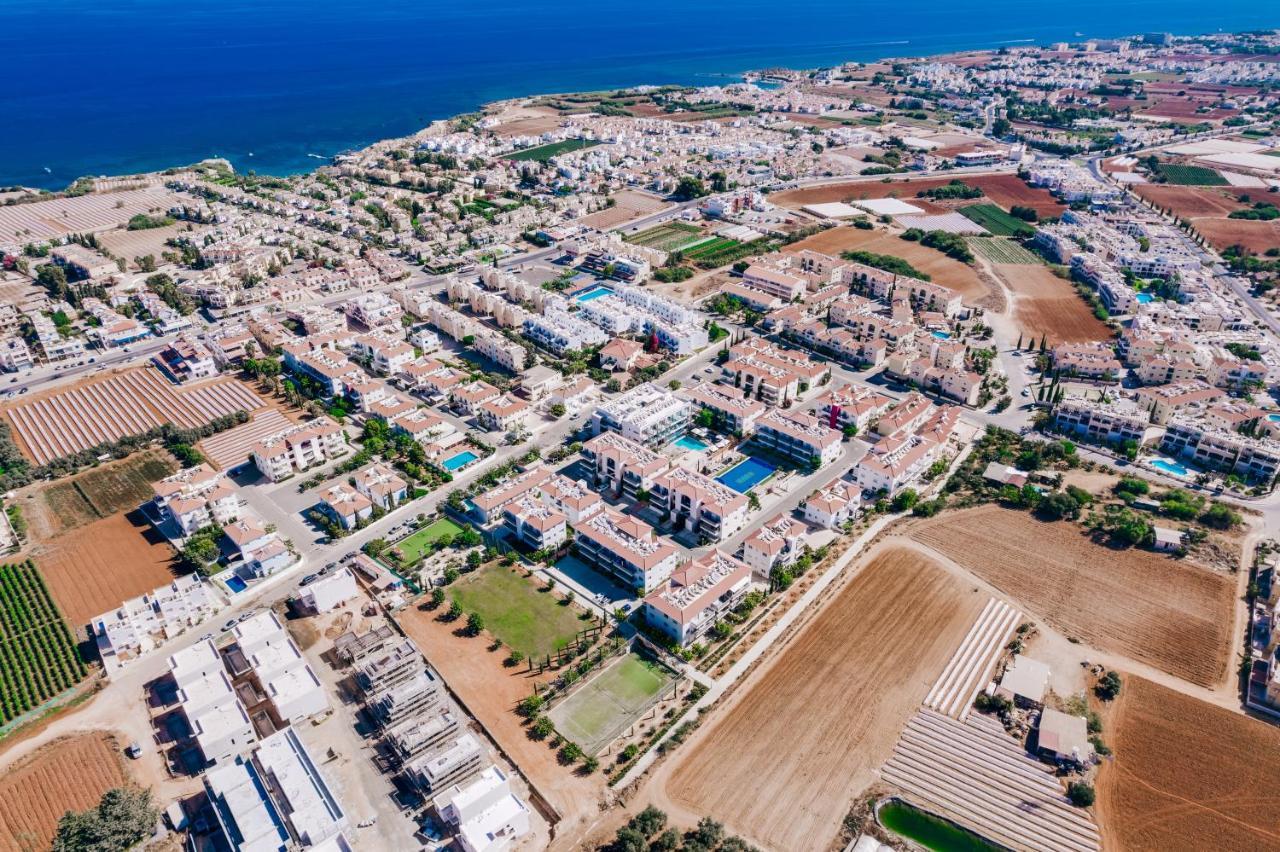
0,26 -> 1279,852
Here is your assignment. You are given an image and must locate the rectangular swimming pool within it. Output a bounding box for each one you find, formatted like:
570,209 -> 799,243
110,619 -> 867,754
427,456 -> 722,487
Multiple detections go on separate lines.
673,434 -> 709,451
1151,457 -> 1191,478
1135,292 -> 1154,304
225,575 -> 247,594
574,285 -> 614,303
442,450 -> 479,471
716,456 -> 775,493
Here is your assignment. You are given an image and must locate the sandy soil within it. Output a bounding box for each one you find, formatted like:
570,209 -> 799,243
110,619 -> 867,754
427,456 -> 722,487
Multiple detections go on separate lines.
1133,185 -> 1280,254
1192,218 -> 1280,255
657,544 -> 986,851
19,449 -> 176,542
0,732 -> 129,851
909,506 -> 1237,689
32,511 -> 182,633
96,224 -> 187,269
773,174 -> 1065,218
580,190 -> 670,230
1096,676 -> 1280,851
993,263 -> 1113,343
395,604 -> 606,846
785,227 -> 992,303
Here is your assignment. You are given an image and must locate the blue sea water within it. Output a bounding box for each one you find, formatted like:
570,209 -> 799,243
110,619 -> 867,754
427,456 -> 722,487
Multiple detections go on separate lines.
1,0 -> 1272,189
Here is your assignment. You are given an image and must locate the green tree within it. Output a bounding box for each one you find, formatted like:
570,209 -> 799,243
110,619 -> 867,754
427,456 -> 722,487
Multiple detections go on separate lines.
465,612 -> 485,636
746,491 -> 761,511
672,176 -> 708,200
1095,670 -> 1123,701
891,488 -> 919,512
630,805 -> 668,837
1036,490 -> 1081,521
1067,781 -> 1096,808
52,787 -> 158,852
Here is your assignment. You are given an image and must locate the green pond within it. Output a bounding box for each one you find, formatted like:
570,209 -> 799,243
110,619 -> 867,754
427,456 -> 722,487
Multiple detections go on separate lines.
878,801 -> 1004,852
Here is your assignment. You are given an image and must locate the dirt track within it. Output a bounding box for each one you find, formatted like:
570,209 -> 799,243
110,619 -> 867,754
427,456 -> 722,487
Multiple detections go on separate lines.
1097,676 -> 1280,851
909,506 -> 1236,689
658,545 -> 985,851
0,732 -> 129,851
994,263 -> 1113,343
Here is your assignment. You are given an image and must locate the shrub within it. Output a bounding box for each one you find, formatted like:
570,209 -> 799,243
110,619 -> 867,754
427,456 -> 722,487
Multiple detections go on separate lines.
1095,670 -> 1123,701
1067,782 -> 1096,807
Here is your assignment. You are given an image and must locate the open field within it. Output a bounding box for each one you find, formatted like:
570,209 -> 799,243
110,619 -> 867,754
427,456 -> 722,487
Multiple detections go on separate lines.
909,506 -> 1236,688
1135,184 -> 1255,218
967,237 -> 1043,265
1097,676 -> 1280,851
0,732 -> 129,852
624,221 -> 704,252
0,186 -> 180,244
773,173 -> 1065,218
0,561 -> 87,724
1,367 -> 263,465
1133,184 -> 1280,253
394,518 -> 466,564
96,223 -> 186,269
958,203 -> 1034,237
197,408 -> 293,470
449,564 -> 588,660
662,545 -> 985,850
786,227 -> 990,302
25,450 -> 176,540
993,263 -> 1113,343
33,512 -> 180,632
548,652 -> 672,755
395,604 -> 601,834
1193,218 -> 1280,254
502,138 -> 600,162
1158,163 -> 1228,186
579,189 -> 669,230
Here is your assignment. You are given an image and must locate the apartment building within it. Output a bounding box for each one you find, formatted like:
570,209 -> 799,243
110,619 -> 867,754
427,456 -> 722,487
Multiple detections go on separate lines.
403,733 -> 486,796
581,431 -> 671,500
156,337 -> 219,382
151,463 -> 241,536
478,394 -> 532,433
723,339 -> 830,407
574,508 -> 681,593
740,512 -> 806,577
0,336 -> 33,372
591,382 -> 693,448
251,417 -> 347,481
351,332 -> 416,376
473,332 -> 527,373
322,482 -> 373,530
1053,397 -> 1154,447
811,383 -> 896,433
538,474 -> 605,525
230,611 -> 330,725
853,407 -> 959,495
1134,380 -> 1225,425
522,307 -> 608,355
679,383 -> 767,435
352,462 -> 409,511
436,767 -> 532,852
345,291 -> 403,330
651,466 -> 749,543
843,261 -> 963,317
367,669 -> 445,731
643,551 -> 754,646
752,408 -> 843,468
355,638 -> 426,696
451,380 -> 503,416
740,263 -> 807,300
385,708 -> 461,763
169,639 -> 255,766
468,466 -> 554,525
1052,342 -> 1123,380
502,493 -> 569,552
1161,418 -> 1280,485
803,481 -> 862,528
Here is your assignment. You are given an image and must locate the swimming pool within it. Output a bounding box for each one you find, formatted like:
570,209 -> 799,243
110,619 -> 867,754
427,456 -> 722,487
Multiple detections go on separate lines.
442,450 -> 479,471
574,285 -> 614,303
673,434 -> 709,451
1151,457 -> 1191,478
1135,292 -> 1154,304
931,330 -> 952,340
1268,413 -> 1280,423
225,576 -> 247,594
716,456 -> 775,493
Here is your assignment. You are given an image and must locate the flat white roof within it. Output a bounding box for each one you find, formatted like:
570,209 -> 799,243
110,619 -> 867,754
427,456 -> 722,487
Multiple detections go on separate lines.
853,198 -> 926,216
998,656 -> 1050,703
801,201 -> 863,219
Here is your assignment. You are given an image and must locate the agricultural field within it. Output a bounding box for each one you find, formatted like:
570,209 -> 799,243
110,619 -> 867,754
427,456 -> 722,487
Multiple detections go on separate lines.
502,138 -> 600,162
661,545 -> 985,850
392,518 -> 466,564
967,237 -> 1043,265
683,236 -> 759,269
958,203 -> 1035,237
580,189 -> 670,230
0,561 -> 87,725
548,651 -> 673,755
1157,163 -> 1228,186
0,733 -> 129,852
909,506 -> 1236,687
624,221 -> 705,252
786,227 -> 992,303
772,173 -> 1065,218
1134,184 -> 1280,254
1192,218 -> 1280,255
1097,676 -> 1280,851
25,450 -> 176,540
34,512 -> 180,633
449,564 -> 588,659
993,263 -> 1113,343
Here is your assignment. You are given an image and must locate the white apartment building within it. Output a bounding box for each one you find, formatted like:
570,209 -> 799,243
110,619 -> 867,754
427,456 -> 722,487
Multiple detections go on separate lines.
298,567 -> 359,614
591,382 -> 693,447
436,766 -> 531,852
251,417 -> 347,481
740,512 -> 806,578
151,463 -> 241,536
574,508 -> 681,593
0,336 -> 33,372
803,481 -> 862,528
502,493 -> 569,552
351,332 -> 416,375
522,307 -> 609,355
679,383 -> 767,435
92,574 -> 221,669
651,466 -> 749,543
752,408 -> 843,468
643,551 -> 753,646
581,431 -> 672,500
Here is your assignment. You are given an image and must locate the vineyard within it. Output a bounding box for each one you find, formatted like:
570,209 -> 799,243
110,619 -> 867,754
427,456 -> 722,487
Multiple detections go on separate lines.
967,237 -> 1044,265
958,203 -> 1034,237
688,237 -> 768,269
1157,163 -> 1228,186
0,561 -> 87,724
625,221 -> 705,252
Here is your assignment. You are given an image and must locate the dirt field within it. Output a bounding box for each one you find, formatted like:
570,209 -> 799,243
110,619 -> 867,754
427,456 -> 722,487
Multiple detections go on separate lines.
21,450 -> 176,541
0,732 -> 129,852
1192,218 -> 1280,254
661,545 -> 985,850
396,604 -> 603,839
1133,185 -> 1279,253
773,173 -> 1065,218
909,506 -> 1236,688
580,190 -> 670,230
33,511 -> 181,632
994,263 -> 1113,343
96,223 -> 187,269
1096,676 -> 1280,851
786,227 -> 992,302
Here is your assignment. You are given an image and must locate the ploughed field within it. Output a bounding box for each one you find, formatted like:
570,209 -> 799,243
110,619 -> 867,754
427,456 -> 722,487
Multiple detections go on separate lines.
909,506 -> 1235,688
994,263 -> 1113,343
1134,184 -> 1280,254
0,733 -> 129,851
772,173 -> 1065,218
1097,676 -> 1280,851
662,545 -> 984,851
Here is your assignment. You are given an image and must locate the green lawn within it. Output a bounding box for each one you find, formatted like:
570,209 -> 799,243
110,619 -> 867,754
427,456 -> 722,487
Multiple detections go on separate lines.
549,653 -> 672,754
395,518 -> 465,563
1157,163 -> 1227,186
503,139 -> 600,162
450,565 -> 585,658
958,204 -> 1034,237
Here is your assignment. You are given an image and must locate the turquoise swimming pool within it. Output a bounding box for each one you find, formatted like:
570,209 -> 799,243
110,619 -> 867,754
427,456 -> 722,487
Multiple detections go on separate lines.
1135,292 -> 1154,304
716,456 -> 775,493
673,434 -> 709,451
226,576 -> 247,594
443,450 -> 479,471
574,285 -> 614,303
1151,457 -> 1191,478
931,330 -> 952,340
1268,413 -> 1280,423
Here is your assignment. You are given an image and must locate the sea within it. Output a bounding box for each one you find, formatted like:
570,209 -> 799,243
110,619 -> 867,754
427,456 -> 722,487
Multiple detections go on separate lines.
1,0 -> 1274,190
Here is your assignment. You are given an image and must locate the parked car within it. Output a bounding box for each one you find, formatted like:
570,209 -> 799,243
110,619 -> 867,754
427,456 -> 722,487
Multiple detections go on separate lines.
300,574 -> 319,586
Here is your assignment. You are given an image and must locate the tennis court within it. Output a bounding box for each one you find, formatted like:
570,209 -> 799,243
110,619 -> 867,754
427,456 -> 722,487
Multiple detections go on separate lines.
549,651 -> 674,755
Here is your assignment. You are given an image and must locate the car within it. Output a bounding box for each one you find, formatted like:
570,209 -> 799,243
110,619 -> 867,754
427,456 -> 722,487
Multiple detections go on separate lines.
1020,388 -> 1030,397
325,561 -> 337,570
220,619 -> 237,632
88,358 -> 96,363
300,574 -> 319,586
198,633 -> 213,642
